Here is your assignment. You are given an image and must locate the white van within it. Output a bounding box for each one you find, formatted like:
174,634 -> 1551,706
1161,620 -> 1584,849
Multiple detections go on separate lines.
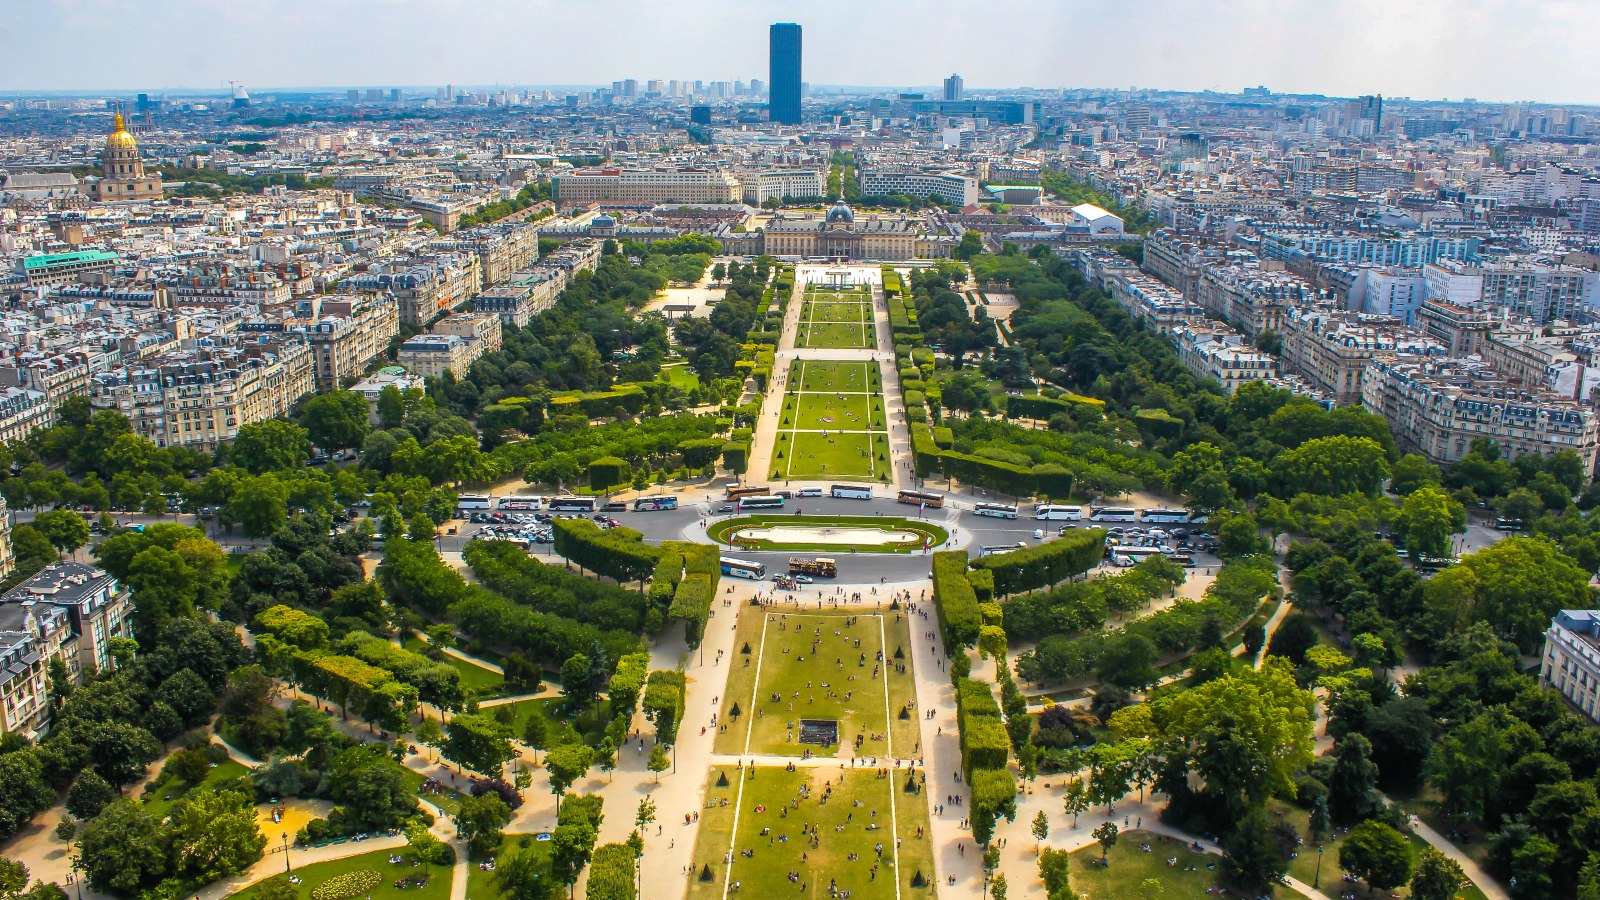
796,487 -> 824,498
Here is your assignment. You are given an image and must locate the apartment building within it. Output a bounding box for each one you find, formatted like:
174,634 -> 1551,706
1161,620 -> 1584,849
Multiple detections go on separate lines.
1424,258 -> 1600,325
1279,304 -> 1444,405
0,351 -> 116,408
1196,265 -> 1312,339
0,387 -> 55,446
396,333 -> 480,379
304,294 -> 401,391
1142,230 -> 1227,301
1415,299 -> 1496,356
1171,321 -> 1279,394
1361,353 -> 1599,476
89,337 -> 315,450
433,313 -> 502,355
553,167 -> 742,206
1108,271 -> 1205,335
346,253 -> 482,327
0,561 -> 133,738
430,223 -> 541,285
856,168 -> 979,207
741,169 -> 826,204
1541,610 -> 1600,723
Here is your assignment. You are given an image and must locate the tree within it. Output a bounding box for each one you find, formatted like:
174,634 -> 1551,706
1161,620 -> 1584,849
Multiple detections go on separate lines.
300,391 -> 370,451
228,420 -> 309,474
1097,632 -> 1159,690
1426,536 -> 1594,652
164,747 -> 211,786
443,714 -> 515,778
1093,821 -> 1119,860
164,787 -> 267,885
561,653 -> 598,709
1396,486 -> 1465,560
455,792 -> 513,859
1220,807 -> 1287,893
1410,847 -> 1466,900
990,872 -> 1008,900
494,847 -> 555,900
1063,777 -> 1089,827
404,820 -> 450,883
1269,435 -> 1390,497
955,230 -> 985,261
648,744 -> 671,783
1031,810 -> 1050,853
76,800 -> 167,894
158,668 -> 218,727
1389,454 -> 1441,496
544,744 -> 593,800
1326,734 -> 1381,824
521,715 -> 550,763
0,858 -> 66,900
30,510 -> 89,558
223,473 -> 290,538
0,752 -> 52,841
84,721 -> 161,789
65,770 -> 116,820
1339,820 -> 1413,891
123,545 -> 198,635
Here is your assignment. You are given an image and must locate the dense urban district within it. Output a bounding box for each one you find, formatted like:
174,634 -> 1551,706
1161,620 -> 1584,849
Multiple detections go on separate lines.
3,22 -> 1600,900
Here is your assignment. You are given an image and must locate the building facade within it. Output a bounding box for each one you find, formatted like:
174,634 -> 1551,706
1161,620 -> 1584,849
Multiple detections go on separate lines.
769,23 -> 802,125
0,562 -> 133,737
86,111 -> 163,203
1541,610 -> 1600,723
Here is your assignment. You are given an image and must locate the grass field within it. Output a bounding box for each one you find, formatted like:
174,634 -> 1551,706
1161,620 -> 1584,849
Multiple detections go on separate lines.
792,360 -> 879,394
1067,830 -> 1262,900
715,608 -> 921,758
402,638 -> 506,697
705,514 -> 949,553
791,391 -> 879,431
797,320 -> 874,349
779,431 -> 890,480
686,763 -> 936,900
479,696 -> 616,751
464,833 -> 554,899
804,299 -> 868,322
232,847 -> 450,900
1269,801 -> 1490,900
141,757 -> 250,821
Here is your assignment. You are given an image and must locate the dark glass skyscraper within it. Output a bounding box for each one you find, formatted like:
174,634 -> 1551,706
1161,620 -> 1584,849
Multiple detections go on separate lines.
769,22 -> 802,125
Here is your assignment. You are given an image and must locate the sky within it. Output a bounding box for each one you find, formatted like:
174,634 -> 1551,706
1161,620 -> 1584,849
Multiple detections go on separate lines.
10,0 -> 1600,104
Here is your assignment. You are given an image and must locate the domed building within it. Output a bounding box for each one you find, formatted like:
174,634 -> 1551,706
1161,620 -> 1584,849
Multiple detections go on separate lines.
87,110 -> 163,202
762,199 -> 952,259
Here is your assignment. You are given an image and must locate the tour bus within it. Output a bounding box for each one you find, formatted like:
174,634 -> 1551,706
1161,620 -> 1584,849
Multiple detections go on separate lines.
977,542 -> 1027,557
456,494 -> 493,511
897,489 -> 946,509
497,495 -> 543,511
795,487 -> 825,498
972,503 -> 1019,519
720,557 -> 767,579
789,557 -> 838,578
1109,546 -> 1168,567
831,484 -> 874,500
1168,553 -> 1197,568
1033,504 -> 1083,521
633,496 -> 679,511
1088,506 -> 1138,523
547,497 -> 598,513
738,495 -> 786,510
1139,508 -> 1192,524
725,484 -> 771,501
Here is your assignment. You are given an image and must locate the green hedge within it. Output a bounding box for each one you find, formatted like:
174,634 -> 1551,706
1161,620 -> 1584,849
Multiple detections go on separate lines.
552,518 -> 662,584
586,844 -> 636,900
648,551 -> 683,608
932,426 -> 954,449
607,652 -> 651,717
548,385 -> 647,419
933,550 -> 982,651
667,574 -> 714,649
722,442 -> 749,475
587,456 -> 630,492
642,669 -> 687,744
969,528 -> 1105,596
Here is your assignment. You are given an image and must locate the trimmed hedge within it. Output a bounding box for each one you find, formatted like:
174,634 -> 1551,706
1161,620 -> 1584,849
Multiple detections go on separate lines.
969,528 -> 1105,596
932,550 -> 982,651
586,844 -> 637,900
608,652 -> 651,718
587,456 -> 630,492
551,518 -> 663,585
932,426 -> 954,449
668,574 -> 714,648
649,551 -> 684,608
642,669 -> 687,744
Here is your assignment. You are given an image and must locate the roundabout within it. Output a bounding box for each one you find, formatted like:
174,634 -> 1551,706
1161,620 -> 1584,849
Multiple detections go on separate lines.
705,514 -> 949,553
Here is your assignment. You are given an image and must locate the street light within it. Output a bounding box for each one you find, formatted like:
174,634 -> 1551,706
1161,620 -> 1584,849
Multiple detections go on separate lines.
1313,845 -> 1324,889
68,853 -> 82,900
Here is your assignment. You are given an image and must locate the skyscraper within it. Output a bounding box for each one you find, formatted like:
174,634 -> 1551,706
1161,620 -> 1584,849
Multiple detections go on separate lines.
943,74 -> 964,102
769,22 -> 802,125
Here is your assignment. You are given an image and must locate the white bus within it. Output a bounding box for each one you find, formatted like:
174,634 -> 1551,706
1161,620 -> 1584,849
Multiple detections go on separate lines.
972,503 -> 1019,519
1034,504 -> 1083,521
547,497 -> 597,513
497,495 -> 543,511
738,495 -> 786,510
457,494 -> 493,511
830,484 -> 874,500
1108,546 -> 1168,567
633,496 -> 679,511
1139,508 -> 1191,524
720,557 -> 767,579
1089,506 -> 1138,523
977,542 -> 1027,557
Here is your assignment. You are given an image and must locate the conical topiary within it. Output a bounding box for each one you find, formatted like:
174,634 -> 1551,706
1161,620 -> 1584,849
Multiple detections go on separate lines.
700,864 -> 715,882
717,771 -> 730,787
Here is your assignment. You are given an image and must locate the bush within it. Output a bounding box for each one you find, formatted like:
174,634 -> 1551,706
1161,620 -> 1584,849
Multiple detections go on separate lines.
310,869 -> 380,900
932,551 -> 982,650
970,529 -> 1105,596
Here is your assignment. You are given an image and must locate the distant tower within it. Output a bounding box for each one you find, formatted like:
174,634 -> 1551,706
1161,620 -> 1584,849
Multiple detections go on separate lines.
89,108 -> 163,202
230,81 -> 251,109
769,22 -> 802,125
943,74 -> 964,102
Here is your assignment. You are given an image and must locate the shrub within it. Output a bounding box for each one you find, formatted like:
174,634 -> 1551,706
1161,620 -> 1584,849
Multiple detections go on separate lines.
310,869 -> 380,900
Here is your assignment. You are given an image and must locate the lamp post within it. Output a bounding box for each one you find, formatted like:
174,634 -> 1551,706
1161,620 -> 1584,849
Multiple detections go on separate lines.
282,831 -> 292,876
1313,845 -> 1324,889
68,853 -> 82,900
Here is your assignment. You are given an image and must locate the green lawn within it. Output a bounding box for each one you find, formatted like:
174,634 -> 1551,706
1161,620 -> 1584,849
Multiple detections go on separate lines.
792,360 -> 879,394
715,607 -> 921,758
659,364 -> 701,392
1067,830 -> 1284,900
231,846 -> 449,900
1270,801 -> 1489,900
803,300 -> 869,322
781,431 -> 888,480
705,514 -> 948,554
465,833 -> 554,899
790,392 -> 879,431
482,696 -> 616,751
797,320 -> 874,349
402,638 -> 506,698
141,757 -> 250,821
686,764 -> 935,900
399,765 -> 462,816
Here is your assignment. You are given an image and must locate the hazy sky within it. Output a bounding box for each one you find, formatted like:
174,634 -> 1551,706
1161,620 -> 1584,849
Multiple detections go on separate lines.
11,0 -> 1600,103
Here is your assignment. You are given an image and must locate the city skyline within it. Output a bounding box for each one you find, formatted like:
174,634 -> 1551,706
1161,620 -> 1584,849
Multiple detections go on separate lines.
10,0 -> 1600,104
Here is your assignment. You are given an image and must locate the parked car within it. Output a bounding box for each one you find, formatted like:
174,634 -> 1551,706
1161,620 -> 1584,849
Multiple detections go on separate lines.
717,505 -> 735,514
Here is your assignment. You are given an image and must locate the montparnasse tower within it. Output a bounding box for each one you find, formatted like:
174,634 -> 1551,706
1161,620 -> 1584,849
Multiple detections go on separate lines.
89,107 -> 163,202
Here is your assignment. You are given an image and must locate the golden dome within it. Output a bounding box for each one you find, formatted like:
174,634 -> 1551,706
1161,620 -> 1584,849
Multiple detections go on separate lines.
106,110 -> 138,151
